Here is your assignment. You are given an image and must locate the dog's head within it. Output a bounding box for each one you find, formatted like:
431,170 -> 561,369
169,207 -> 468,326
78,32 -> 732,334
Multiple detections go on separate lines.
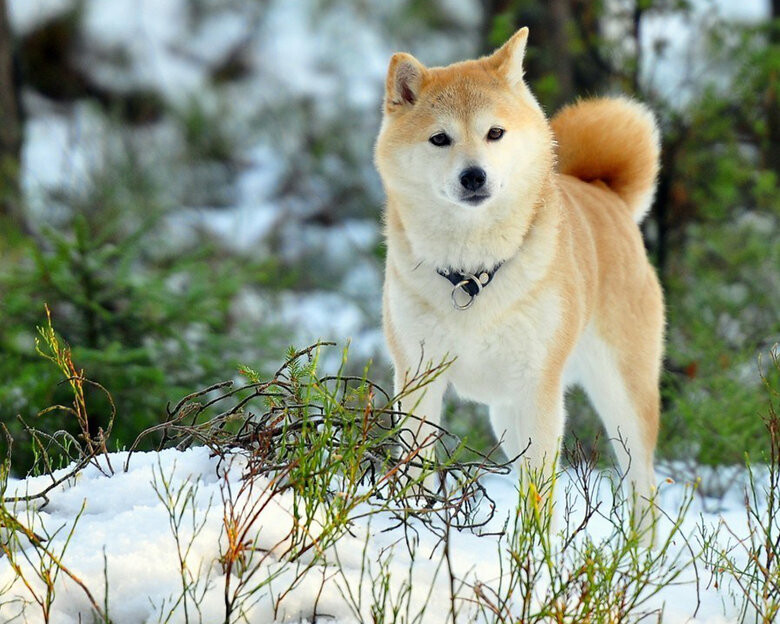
375,28 -> 554,267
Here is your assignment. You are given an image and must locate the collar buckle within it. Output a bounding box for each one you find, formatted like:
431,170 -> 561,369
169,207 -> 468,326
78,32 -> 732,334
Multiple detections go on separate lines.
451,274 -> 482,310
437,263 -> 503,311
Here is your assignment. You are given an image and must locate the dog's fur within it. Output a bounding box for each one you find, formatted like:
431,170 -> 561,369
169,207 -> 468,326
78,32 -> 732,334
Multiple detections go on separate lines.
375,28 -> 664,517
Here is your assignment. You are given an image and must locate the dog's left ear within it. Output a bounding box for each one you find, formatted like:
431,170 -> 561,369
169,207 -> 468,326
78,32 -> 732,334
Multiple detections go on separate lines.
488,27 -> 529,87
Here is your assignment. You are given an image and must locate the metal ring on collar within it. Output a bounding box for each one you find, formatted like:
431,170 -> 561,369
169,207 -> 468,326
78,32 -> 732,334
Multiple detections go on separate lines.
450,274 -> 482,310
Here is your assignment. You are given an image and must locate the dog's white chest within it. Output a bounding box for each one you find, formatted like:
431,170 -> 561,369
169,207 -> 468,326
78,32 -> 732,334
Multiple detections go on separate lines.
388,278 -> 562,403
447,338 -> 534,401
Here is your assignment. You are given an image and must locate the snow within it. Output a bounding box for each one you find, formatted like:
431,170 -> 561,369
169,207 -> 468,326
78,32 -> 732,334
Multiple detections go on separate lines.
6,0 -> 75,36
20,102 -> 109,219
271,290 -> 385,364
639,0 -> 771,107
0,447 -> 764,623
81,0 -> 204,103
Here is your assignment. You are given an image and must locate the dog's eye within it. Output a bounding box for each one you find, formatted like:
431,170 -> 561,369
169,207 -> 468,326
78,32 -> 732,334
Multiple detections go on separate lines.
487,127 -> 505,141
429,132 -> 451,147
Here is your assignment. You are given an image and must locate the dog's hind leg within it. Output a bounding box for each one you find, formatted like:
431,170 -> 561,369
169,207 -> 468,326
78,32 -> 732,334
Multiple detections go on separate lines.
574,325 -> 660,542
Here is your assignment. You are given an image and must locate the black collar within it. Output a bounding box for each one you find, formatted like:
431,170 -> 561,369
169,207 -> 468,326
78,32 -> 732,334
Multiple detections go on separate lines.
436,263 -> 503,310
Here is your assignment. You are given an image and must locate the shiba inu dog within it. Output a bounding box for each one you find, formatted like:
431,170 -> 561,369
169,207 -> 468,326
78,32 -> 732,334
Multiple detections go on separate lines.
375,27 -> 663,526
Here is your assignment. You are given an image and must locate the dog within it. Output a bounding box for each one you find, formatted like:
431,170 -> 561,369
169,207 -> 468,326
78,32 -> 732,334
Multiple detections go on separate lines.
375,27 -> 663,528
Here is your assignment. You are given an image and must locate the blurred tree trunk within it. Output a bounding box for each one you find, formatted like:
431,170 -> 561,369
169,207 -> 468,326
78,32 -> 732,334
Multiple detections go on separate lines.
0,0 -> 22,221
548,0 -> 574,103
478,0 -> 511,52
768,0 -> 780,174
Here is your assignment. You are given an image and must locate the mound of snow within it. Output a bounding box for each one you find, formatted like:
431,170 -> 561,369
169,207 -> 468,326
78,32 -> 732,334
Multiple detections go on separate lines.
0,447 -> 758,623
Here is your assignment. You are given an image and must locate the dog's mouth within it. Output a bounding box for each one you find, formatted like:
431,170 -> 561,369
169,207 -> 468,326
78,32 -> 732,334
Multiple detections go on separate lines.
461,193 -> 490,206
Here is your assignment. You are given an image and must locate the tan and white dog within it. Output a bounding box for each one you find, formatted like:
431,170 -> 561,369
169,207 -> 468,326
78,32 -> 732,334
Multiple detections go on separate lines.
375,28 -> 664,521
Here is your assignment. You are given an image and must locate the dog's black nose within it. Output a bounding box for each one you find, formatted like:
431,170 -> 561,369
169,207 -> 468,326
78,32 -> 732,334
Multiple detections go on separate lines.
460,167 -> 487,191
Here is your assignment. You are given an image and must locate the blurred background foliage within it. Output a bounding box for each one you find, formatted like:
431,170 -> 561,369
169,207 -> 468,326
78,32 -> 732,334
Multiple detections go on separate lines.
0,0 -> 777,476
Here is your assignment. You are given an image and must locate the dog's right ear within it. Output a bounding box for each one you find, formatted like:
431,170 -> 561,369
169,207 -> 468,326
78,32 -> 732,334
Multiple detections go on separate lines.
385,53 -> 426,113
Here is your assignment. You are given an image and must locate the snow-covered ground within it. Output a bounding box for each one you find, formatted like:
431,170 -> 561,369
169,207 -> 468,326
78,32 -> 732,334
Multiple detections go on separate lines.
0,447 -> 763,623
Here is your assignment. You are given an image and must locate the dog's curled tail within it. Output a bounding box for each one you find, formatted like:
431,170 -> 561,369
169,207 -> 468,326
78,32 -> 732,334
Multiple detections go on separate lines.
551,97 -> 660,223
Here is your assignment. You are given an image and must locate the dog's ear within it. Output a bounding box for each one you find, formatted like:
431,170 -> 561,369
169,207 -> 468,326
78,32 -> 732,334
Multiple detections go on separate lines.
385,53 -> 426,112
488,27 -> 529,87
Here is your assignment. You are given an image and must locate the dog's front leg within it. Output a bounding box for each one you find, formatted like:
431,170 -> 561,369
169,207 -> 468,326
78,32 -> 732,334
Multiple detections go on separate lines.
393,368 -> 447,487
490,381 -> 566,495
